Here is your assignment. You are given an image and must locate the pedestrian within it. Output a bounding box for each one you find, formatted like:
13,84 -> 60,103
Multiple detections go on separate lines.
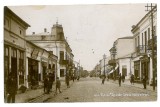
6,73 -> 17,103
122,74 -> 125,83
56,77 -> 61,93
118,73 -> 122,87
101,75 -> 106,85
142,75 -> 147,89
130,74 -> 134,85
44,76 -> 49,94
31,76 -> 35,89
77,76 -> 80,81
66,75 -> 70,88
107,74 -> 109,81
49,73 -> 54,91
72,74 -> 75,82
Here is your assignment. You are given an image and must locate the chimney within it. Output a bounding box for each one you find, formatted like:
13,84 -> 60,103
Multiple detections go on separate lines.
44,28 -> 47,32
32,32 -> 35,35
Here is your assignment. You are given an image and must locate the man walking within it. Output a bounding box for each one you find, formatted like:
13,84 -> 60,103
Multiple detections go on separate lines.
101,75 -> 106,85
6,74 -> 17,103
118,73 -> 122,87
56,77 -> 61,93
143,75 -> 147,89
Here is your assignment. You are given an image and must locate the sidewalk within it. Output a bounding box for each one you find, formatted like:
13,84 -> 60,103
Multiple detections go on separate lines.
15,80 -> 74,103
111,79 -> 157,92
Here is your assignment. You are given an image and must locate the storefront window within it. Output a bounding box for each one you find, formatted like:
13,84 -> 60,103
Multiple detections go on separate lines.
60,69 -> 64,77
19,51 -> 24,85
134,61 -> 140,80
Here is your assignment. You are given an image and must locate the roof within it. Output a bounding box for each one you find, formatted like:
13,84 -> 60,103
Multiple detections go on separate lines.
36,32 -> 51,35
4,6 -> 30,27
131,5 -> 157,32
118,36 -> 133,39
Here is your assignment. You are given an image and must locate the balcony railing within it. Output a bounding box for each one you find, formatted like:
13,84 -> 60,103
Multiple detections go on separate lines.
136,45 -> 148,56
148,36 -> 157,50
59,59 -> 69,65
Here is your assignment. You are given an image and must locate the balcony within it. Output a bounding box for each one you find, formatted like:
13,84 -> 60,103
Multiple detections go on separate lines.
148,36 -> 157,50
59,59 -> 69,65
136,45 -> 147,56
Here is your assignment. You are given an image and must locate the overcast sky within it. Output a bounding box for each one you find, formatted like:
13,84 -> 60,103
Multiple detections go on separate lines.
9,4 -> 147,71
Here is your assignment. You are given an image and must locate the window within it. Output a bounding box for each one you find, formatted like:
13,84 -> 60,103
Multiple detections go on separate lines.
60,51 -> 64,61
142,33 -> 143,45
19,27 -> 23,35
122,65 -> 127,76
11,48 -> 17,58
19,50 -> 24,85
148,28 -> 150,40
4,18 -> 9,28
144,31 -> 147,52
5,47 -> 9,56
135,38 -> 137,48
60,69 -> 64,77
138,36 -> 140,46
134,61 -> 140,80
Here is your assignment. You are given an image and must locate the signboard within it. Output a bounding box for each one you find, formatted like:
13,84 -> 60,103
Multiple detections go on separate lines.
31,48 -> 39,59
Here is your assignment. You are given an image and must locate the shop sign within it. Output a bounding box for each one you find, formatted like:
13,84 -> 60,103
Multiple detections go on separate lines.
31,48 -> 39,59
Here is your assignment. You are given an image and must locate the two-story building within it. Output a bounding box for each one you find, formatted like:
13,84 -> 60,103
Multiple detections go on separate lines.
4,6 -> 30,94
108,36 -> 134,79
131,5 -> 157,84
25,22 -> 74,80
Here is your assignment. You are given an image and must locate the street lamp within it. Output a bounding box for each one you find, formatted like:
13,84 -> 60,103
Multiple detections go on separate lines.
103,54 -> 106,76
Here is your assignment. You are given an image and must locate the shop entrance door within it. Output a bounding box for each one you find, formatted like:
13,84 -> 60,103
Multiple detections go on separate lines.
11,57 -> 17,89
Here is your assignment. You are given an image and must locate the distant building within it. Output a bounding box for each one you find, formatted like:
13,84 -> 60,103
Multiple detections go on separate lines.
25,22 -> 74,80
108,36 -> 134,79
99,56 -> 111,76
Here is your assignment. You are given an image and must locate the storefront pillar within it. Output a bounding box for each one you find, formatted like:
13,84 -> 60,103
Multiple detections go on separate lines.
25,57 -> 29,88
38,61 -> 42,85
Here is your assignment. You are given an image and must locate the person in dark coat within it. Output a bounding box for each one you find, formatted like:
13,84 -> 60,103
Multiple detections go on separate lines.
122,74 -> 125,83
72,74 -> 75,82
130,74 -> 134,85
6,74 -> 17,103
44,76 -> 49,94
56,77 -> 61,93
66,75 -> 70,88
118,73 -> 122,87
101,75 -> 106,85
49,73 -> 54,91
143,76 -> 147,89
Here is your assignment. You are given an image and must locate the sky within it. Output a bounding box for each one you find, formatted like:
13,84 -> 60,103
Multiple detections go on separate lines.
8,4 -> 148,71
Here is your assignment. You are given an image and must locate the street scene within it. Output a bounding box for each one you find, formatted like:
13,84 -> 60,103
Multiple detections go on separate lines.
3,3 -> 157,103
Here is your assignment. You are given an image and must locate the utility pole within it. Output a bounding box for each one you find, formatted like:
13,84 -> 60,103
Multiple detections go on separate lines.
145,3 -> 156,90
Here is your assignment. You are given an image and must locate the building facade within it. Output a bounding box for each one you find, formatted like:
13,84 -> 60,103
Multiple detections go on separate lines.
4,7 -> 58,102
4,6 -> 30,94
131,5 -> 157,84
25,22 -> 74,80
25,41 -> 58,88
108,37 -> 134,79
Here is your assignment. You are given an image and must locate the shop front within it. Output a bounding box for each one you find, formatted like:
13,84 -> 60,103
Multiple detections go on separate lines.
28,58 -> 39,88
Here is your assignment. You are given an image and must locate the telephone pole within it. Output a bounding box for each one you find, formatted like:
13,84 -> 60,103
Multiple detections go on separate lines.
145,3 -> 157,90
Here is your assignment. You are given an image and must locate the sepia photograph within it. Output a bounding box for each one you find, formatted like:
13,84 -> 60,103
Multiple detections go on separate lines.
3,2 -> 157,103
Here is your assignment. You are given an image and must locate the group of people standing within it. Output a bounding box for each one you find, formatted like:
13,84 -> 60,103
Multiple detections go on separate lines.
102,73 -> 148,89
43,73 -> 55,94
